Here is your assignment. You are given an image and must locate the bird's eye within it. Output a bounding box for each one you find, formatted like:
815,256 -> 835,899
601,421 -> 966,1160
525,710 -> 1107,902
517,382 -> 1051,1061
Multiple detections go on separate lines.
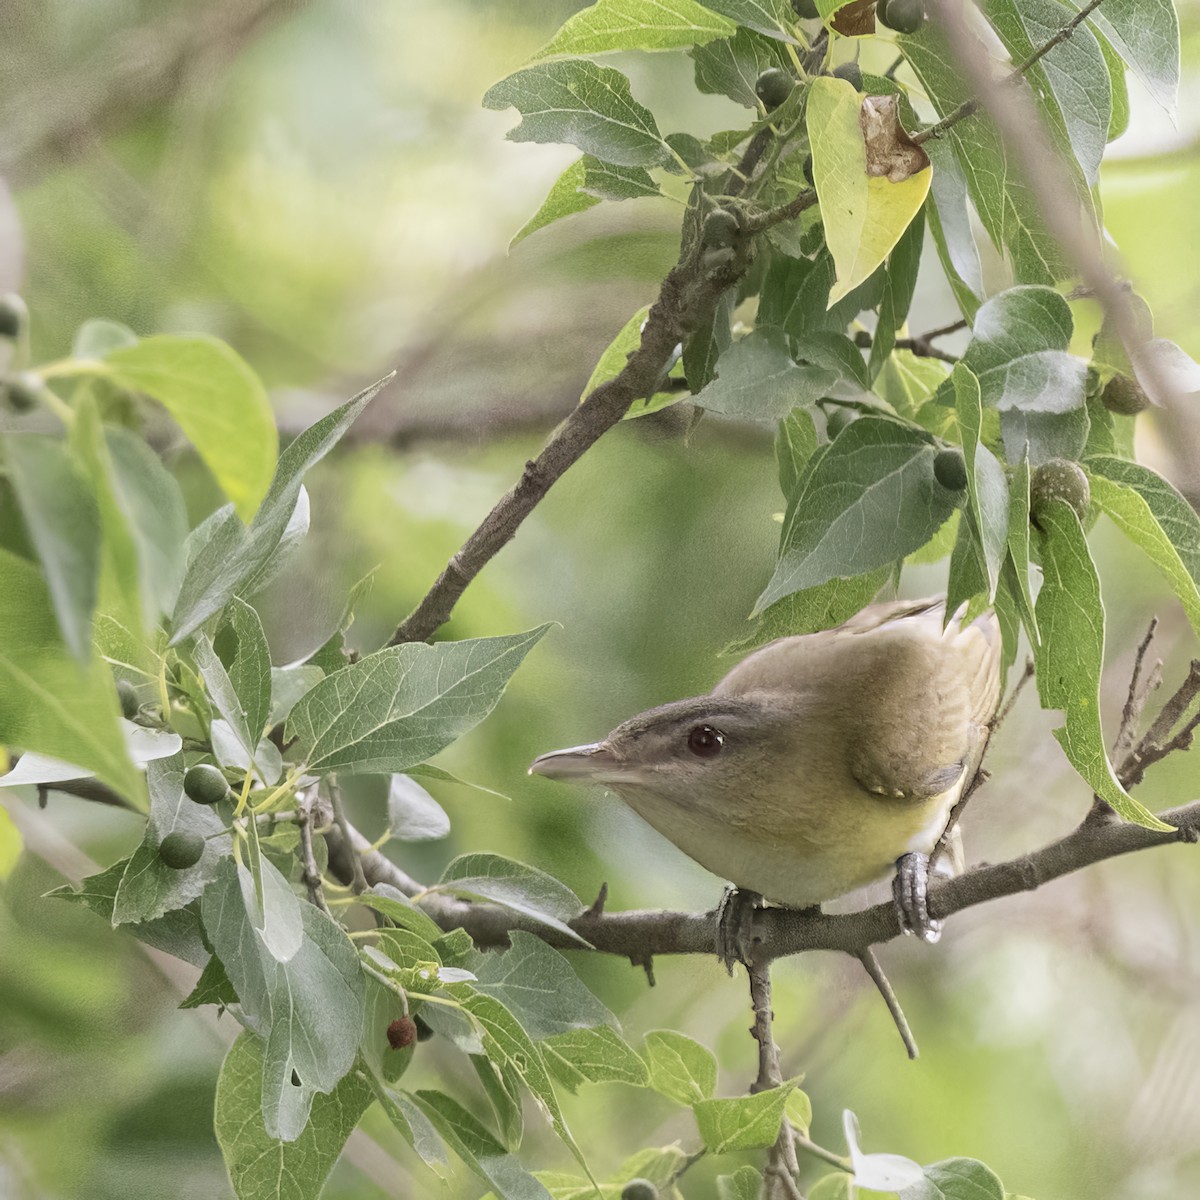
687,725 -> 725,759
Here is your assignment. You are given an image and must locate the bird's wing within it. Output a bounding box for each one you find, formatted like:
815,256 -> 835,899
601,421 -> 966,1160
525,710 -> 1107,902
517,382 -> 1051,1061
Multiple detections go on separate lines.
717,598 -> 1002,803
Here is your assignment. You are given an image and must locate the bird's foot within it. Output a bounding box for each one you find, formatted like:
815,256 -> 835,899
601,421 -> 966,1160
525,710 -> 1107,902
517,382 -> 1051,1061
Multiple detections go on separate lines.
892,852 -> 942,944
715,886 -> 764,974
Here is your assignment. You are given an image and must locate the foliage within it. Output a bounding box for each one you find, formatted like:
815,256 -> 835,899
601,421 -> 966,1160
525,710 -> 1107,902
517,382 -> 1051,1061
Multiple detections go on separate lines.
0,0 -> 1198,1196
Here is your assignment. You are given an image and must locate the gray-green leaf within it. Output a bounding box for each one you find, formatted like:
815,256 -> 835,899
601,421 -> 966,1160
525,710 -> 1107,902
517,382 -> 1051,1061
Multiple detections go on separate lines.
483,59 -> 671,168
534,0 -> 736,58
643,1029 -> 717,1105
193,598 -> 272,761
286,625 -> 550,775
694,331 -> 836,422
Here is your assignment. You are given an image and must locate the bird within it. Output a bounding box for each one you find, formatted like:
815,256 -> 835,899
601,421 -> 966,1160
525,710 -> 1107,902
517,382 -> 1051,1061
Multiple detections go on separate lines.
529,597 -> 1002,950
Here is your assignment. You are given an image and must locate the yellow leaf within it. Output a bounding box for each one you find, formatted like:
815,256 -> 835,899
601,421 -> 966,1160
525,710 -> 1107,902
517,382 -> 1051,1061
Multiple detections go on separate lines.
0,805 -> 22,880
806,77 -> 932,305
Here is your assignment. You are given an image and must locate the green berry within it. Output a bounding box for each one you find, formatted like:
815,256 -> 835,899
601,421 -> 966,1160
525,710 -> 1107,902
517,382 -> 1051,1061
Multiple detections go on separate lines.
1100,373 -> 1149,416
832,62 -> 863,91
933,448 -> 968,492
792,0 -> 820,16
3,371 -> 44,413
1031,459 -> 1091,523
183,763 -> 231,806
116,679 -> 140,720
877,0 -> 925,33
702,209 -> 740,249
0,294 -> 27,340
755,67 -> 794,110
621,1182 -> 658,1200
158,830 -> 205,870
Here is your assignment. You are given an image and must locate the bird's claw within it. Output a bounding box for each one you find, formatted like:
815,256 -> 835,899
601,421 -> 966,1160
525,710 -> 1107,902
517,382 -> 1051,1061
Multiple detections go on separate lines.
715,885 -> 763,973
893,852 -> 942,944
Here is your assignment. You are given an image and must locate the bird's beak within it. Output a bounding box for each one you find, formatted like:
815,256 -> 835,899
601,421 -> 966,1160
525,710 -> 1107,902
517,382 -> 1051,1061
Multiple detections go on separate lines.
528,742 -> 622,782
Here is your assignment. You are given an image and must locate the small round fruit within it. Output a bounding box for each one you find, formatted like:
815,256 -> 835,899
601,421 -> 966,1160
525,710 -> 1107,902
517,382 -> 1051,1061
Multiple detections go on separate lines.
878,0 -> 925,33
832,62 -> 863,91
0,294 -> 27,340
387,1016 -> 418,1050
792,0 -> 820,16
3,371 -> 44,413
158,830 -> 205,870
1101,373 -> 1149,416
621,1181 -> 658,1200
755,67 -> 794,110
183,763 -> 231,806
933,448 -> 968,492
116,679 -> 140,720
1031,458 -> 1091,523
702,208 -> 740,249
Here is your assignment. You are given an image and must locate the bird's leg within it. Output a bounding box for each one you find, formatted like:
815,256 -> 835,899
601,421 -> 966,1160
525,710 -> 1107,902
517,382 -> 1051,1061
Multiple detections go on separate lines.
892,852 -> 942,943
715,886 -> 764,974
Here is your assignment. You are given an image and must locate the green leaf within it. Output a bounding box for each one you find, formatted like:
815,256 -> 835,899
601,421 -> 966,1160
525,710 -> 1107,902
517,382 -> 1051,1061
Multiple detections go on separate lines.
693,1080 -> 797,1152
983,0 -> 1109,187
758,417 -> 957,611
434,853 -> 586,944
1006,453 -> 1039,644
112,752 -> 230,924
583,305 -> 674,414
776,408 -> 818,498
953,364 -> 1009,600
1085,456 -> 1200,584
694,332 -> 835,421
73,318 -> 138,358
269,665 -> 324,725
758,247 -> 885,340
104,427 -> 189,620
467,932 -> 616,1039
387,773 -> 451,841
4,433 -> 100,661
483,59 -> 671,168
580,155 -> 661,201
0,547 -> 140,803
1084,0 -> 1178,118
193,598 -> 272,761
1097,31 -> 1130,140
403,1090 -> 551,1200
690,27 -> 791,108
643,1029 -> 717,1104
1086,468 -> 1200,639
807,78 -> 930,304
181,953 -> 238,1009
512,160 -> 601,247
902,25 -> 1068,285
201,857 -> 365,1141
718,1165 -> 764,1200
107,335 -> 277,521
963,287 -> 1087,413
1032,502 -> 1171,831
473,1054 -> 525,1150
215,1032 -> 373,1200
170,375 -> 389,644
869,207 -> 925,380
999,406 -> 1090,467
694,0 -> 799,42
286,625 -> 550,775
925,141 -> 982,318
808,1176 -> 853,1200
728,570 -> 890,653
901,1157 -> 1006,1200
48,859 -> 210,965
541,1025 -> 650,1092
534,0 -> 736,57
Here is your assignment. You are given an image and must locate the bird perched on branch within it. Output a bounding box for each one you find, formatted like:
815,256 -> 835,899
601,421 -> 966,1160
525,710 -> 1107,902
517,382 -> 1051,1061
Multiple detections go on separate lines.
530,598 -> 1002,951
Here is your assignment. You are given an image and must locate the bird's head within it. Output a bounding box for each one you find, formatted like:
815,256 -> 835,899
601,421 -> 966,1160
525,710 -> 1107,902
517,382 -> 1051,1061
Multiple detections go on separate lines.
529,693 -> 796,819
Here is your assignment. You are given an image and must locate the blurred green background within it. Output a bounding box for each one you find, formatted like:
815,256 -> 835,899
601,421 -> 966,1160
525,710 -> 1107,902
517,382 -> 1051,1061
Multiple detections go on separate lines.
2,1 -> 1200,1197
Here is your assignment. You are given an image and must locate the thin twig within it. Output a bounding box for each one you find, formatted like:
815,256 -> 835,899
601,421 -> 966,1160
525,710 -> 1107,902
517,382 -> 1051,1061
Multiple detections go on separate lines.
748,960 -> 802,1200
855,948 -> 918,1059
297,788 -> 332,916
912,0 -> 1106,145
1119,660 -> 1200,788
1114,618 -> 1160,762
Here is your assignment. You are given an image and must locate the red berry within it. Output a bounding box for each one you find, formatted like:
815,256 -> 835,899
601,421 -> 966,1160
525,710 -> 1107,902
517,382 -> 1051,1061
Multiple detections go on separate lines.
387,1016 -> 418,1049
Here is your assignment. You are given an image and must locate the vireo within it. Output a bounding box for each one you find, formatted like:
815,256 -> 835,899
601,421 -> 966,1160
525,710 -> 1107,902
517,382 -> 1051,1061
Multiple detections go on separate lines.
530,598 -> 1002,943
